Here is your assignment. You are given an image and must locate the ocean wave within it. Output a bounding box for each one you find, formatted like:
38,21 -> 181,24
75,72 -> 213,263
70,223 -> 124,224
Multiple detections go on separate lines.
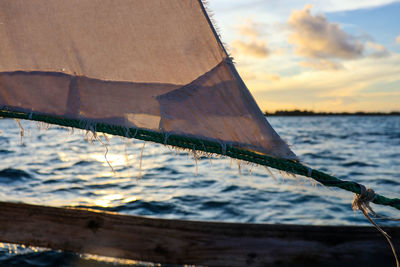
0,168 -> 32,182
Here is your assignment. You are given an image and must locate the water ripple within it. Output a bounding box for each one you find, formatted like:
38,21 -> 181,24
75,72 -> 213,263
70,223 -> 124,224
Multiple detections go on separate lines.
0,168 -> 32,182
341,161 -> 378,167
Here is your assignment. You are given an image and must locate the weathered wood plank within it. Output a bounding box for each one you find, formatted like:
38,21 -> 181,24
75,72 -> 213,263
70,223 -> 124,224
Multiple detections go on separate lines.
0,201 -> 398,266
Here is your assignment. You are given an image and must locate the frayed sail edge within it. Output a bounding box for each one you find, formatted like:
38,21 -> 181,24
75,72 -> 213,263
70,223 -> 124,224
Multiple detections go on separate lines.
2,108 -> 312,183
198,0 -> 233,60
10,113 -> 296,184
3,108 -> 400,211
10,116 -> 288,182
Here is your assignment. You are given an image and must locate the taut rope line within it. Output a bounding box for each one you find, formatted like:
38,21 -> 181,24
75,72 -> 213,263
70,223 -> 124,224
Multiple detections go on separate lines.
1,108 -> 399,212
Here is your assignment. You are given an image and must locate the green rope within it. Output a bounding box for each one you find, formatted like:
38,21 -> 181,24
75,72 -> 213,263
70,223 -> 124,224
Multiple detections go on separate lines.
1,108 -> 399,211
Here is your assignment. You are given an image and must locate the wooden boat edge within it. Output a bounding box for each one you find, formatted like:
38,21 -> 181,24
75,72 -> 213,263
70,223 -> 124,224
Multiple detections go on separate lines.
0,201 -> 398,266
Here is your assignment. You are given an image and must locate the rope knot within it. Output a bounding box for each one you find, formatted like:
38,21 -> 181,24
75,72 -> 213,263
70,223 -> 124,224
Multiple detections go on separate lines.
352,184 -> 376,215
352,184 -> 399,267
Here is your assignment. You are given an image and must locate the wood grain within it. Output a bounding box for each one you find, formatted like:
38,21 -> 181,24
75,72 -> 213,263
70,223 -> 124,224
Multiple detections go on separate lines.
0,201 -> 398,266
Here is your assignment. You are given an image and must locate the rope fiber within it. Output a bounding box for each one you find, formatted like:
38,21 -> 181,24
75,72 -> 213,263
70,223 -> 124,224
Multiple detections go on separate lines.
1,108 -> 399,212
352,185 -> 399,267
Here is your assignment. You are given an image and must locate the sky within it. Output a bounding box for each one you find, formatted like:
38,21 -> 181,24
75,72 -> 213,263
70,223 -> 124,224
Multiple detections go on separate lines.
207,0 -> 400,112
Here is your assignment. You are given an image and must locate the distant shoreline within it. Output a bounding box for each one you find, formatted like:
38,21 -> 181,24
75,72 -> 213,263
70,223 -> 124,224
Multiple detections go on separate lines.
264,110 -> 400,116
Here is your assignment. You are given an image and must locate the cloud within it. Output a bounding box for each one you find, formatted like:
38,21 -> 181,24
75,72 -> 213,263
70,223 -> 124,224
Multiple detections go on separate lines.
397,35 -> 400,44
240,70 -> 280,82
288,5 -> 364,69
209,0 -> 400,15
299,59 -> 343,70
236,19 -> 265,38
366,42 -> 390,58
231,39 -> 269,58
240,71 -> 257,81
231,19 -> 270,58
265,74 -> 281,81
310,0 -> 400,12
250,53 -> 400,112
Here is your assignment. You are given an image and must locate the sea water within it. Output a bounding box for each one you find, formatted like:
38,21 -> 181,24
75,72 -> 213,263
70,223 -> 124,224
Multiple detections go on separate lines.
0,116 -> 398,266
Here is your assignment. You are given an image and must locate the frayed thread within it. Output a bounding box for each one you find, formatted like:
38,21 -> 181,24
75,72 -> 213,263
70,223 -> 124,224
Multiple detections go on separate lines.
14,119 -> 24,144
199,0 -> 232,58
352,184 -> 399,267
36,121 -> 51,132
96,133 -> 115,174
192,148 -> 199,176
237,160 -> 242,176
138,142 -> 146,179
265,166 -> 277,182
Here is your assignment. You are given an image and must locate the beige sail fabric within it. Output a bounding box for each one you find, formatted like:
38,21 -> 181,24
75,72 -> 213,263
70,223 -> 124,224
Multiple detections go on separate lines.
0,0 -> 296,160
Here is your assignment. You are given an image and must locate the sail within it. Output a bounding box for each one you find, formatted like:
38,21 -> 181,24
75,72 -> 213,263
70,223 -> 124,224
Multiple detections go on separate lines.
0,0 -> 296,160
